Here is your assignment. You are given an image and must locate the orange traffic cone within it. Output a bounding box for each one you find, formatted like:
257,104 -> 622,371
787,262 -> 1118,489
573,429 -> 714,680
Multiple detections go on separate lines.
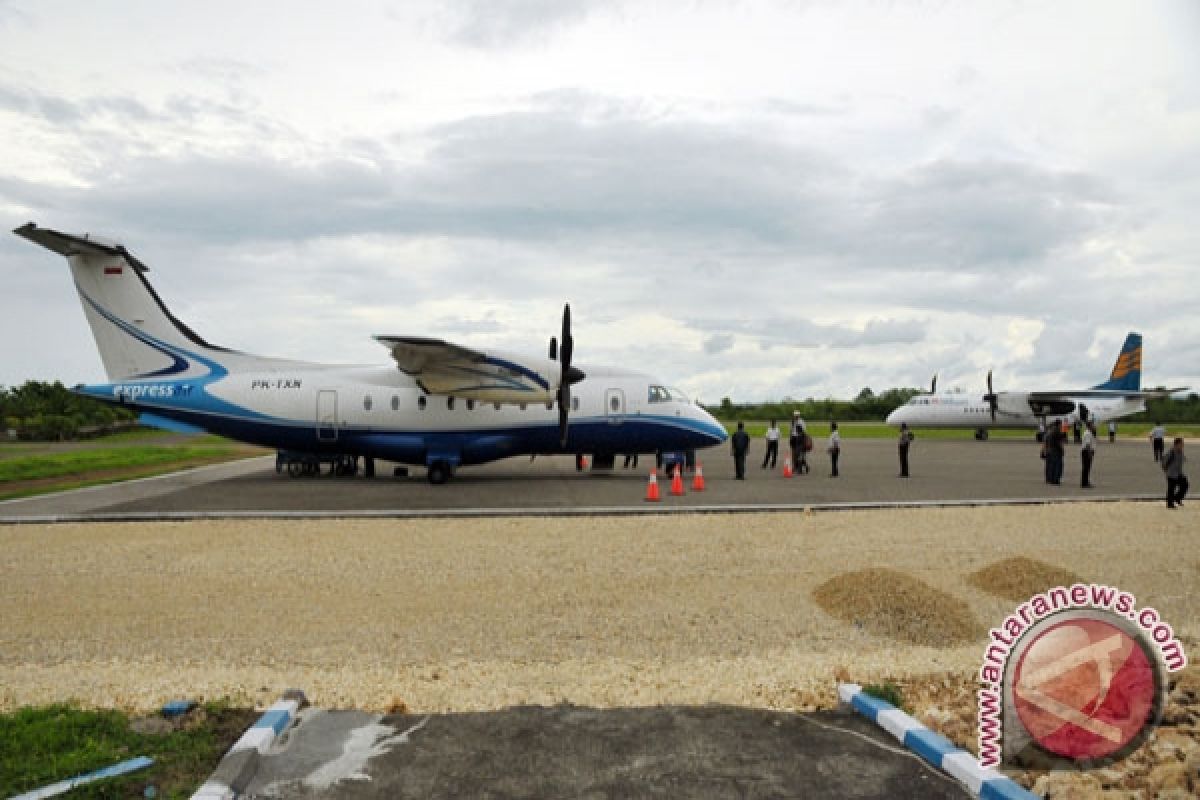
691,463 -> 706,491
783,458 -> 793,478
670,465 -> 685,496
645,470 -> 661,502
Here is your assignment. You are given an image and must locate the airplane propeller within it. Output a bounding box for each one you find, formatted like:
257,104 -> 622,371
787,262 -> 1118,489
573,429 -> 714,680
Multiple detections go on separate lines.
983,369 -> 998,422
555,304 -> 585,447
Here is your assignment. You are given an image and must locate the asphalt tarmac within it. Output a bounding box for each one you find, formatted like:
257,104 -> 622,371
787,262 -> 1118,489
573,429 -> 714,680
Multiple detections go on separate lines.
0,436 -> 1167,519
244,705 -> 971,799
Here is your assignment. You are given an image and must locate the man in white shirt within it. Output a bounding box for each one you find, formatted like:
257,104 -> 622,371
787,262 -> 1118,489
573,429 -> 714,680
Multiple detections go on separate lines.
1150,423 -> 1166,462
1107,420 -> 1117,443
1081,421 -> 1096,488
762,420 -> 780,469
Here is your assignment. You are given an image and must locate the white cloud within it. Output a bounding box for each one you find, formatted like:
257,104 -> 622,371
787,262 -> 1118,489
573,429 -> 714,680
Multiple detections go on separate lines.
0,0 -> 1197,400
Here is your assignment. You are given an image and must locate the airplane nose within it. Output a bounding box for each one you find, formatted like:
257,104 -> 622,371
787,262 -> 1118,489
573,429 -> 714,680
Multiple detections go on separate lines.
700,408 -> 728,443
885,409 -> 898,425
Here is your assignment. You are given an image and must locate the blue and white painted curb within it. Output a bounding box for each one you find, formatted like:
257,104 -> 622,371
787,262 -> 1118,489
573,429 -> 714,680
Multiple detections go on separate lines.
191,691 -> 306,800
838,683 -> 1036,800
11,756 -> 154,800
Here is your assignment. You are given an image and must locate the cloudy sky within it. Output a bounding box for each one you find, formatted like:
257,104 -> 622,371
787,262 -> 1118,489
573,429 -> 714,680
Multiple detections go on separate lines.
1,0 -> 1197,402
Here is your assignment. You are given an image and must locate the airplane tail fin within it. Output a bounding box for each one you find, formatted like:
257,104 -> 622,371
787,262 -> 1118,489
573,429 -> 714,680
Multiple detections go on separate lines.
14,223 -> 235,382
1092,332 -> 1142,391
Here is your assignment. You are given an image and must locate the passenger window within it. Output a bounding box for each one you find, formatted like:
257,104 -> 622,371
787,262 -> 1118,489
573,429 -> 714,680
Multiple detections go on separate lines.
546,400 -> 553,410
572,396 -> 580,411
447,397 -> 455,410
519,403 -> 527,411
467,399 -> 476,411
364,395 -> 373,411
391,395 -> 399,411
418,396 -> 427,410
610,396 -> 620,412
494,402 -> 501,410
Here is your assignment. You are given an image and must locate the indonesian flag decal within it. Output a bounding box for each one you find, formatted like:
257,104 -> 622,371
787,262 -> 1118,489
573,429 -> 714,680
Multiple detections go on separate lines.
104,265 -> 123,276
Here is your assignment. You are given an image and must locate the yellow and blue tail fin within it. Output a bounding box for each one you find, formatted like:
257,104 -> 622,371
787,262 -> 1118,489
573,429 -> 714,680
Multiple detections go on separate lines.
1093,332 -> 1141,391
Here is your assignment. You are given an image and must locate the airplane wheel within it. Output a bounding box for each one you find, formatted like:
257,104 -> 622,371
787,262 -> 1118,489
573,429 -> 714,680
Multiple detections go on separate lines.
981,430 -> 989,440
427,461 -> 451,485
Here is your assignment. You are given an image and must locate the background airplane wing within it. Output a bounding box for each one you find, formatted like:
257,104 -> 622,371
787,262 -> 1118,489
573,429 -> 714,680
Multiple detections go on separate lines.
1027,388 -> 1188,400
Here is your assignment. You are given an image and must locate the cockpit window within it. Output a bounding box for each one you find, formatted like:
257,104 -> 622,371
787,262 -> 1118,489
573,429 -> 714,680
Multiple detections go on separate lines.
648,385 -> 690,404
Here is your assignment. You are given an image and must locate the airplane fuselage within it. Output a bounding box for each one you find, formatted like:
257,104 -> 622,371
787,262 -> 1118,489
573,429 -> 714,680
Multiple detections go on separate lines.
886,392 -> 1143,430
80,363 -> 726,467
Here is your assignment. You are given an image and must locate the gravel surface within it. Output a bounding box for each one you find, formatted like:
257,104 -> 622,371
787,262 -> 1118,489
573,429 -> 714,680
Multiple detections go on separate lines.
1,503 -> 1195,716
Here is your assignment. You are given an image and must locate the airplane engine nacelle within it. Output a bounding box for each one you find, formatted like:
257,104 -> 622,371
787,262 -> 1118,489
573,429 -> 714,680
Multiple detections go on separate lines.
1029,399 -> 1077,417
995,394 -> 1033,417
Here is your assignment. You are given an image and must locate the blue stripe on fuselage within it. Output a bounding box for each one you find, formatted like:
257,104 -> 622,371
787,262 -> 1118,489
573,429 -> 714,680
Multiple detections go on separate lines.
107,404 -> 725,466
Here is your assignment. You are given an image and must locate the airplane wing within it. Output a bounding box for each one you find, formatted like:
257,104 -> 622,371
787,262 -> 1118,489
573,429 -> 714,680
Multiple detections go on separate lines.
375,335 -> 559,404
1026,388 -> 1189,400
376,336 -> 487,374
991,387 -> 1188,419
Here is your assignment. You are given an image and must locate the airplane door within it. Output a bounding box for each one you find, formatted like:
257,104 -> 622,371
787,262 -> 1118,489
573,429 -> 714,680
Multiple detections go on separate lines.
317,390 -> 338,442
605,388 -> 625,424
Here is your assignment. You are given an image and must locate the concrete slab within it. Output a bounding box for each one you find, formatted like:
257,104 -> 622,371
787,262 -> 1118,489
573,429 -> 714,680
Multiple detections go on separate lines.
244,705 -> 973,799
0,438 -> 1167,519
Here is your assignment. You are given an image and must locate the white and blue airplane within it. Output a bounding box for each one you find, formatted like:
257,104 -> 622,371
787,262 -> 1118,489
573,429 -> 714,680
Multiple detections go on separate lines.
16,223 -> 727,483
885,332 -> 1186,438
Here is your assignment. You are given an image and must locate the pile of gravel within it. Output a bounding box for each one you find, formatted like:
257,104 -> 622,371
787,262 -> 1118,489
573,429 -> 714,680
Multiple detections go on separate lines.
966,556 -> 1082,602
812,567 -> 983,646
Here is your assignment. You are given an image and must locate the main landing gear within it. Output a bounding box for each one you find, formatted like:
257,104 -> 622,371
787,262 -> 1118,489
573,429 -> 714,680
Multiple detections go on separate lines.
974,428 -> 989,441
427,460 -> 454,485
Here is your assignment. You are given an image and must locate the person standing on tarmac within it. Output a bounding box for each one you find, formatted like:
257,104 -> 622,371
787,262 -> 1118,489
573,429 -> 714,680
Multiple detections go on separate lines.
762,420 -> 780,469
1162,437 -> 1187,509
828,421 -> 841,477
796,420 -> 810,474
788,413 -> 804,470
1108,420 -> 1117,443
1080,421 -> 1096,488
731,421 -> 750,480
1150,422 -> 1166,462
1044,420 -> 1065,485
898,422 -> 913,477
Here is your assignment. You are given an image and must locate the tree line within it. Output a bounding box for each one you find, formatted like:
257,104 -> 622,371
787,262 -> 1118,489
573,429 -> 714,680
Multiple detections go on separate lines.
3,379 -> 1197,441
1,381 -> 136,440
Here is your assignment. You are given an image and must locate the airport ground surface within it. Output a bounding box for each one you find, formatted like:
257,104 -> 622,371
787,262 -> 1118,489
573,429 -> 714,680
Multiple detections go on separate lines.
0,436 -> 1174,518
2,503 -> 1195,713
2,438 -> 1196,796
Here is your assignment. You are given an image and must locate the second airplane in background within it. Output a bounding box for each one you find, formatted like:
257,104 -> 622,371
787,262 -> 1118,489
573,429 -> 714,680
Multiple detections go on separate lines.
886,333 -> 1186,439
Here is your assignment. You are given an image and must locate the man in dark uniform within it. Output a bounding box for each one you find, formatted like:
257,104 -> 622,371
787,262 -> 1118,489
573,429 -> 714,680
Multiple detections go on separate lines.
897,422 -> 913,477
1044,420 -> 1065,485
731,421 -> 750,480
1163,437 -> 1187,509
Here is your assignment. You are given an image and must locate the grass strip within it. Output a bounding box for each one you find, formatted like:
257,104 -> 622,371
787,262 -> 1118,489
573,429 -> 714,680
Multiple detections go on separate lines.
0,445 -> 240,483
0,703 -> 257,800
